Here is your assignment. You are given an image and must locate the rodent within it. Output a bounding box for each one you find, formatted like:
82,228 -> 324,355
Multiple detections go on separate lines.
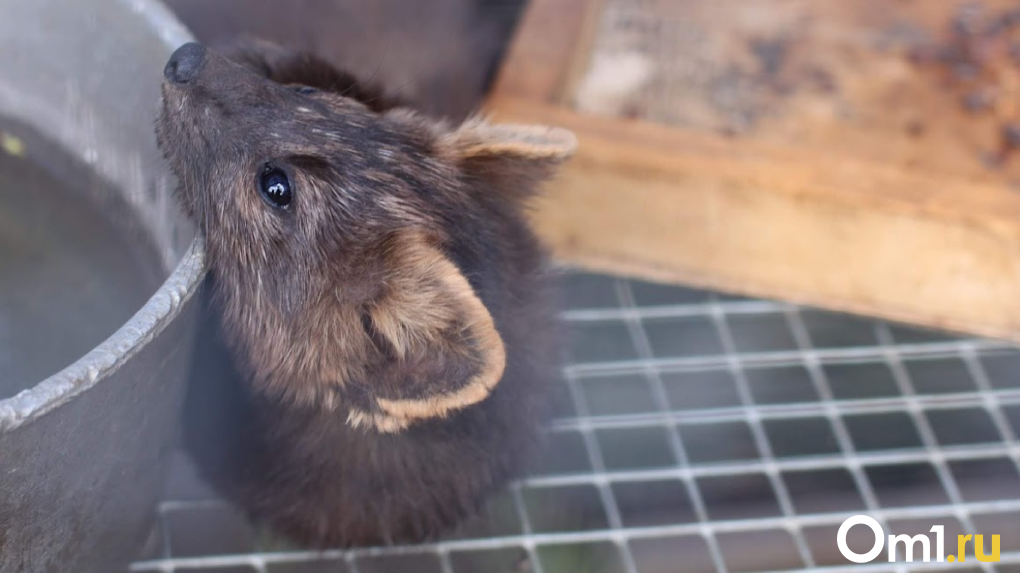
155,40 -> 576,547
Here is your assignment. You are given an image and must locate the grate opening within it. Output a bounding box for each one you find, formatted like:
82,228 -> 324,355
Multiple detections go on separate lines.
132,271 -> 1020,573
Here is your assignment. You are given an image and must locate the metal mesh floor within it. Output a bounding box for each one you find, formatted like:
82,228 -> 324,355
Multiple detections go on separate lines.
130,271 -> 1020,573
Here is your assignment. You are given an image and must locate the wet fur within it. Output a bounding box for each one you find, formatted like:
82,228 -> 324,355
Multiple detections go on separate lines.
157,42 -> 573,546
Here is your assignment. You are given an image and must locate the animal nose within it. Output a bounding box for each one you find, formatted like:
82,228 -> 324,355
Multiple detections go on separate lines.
164,42 -> 207,84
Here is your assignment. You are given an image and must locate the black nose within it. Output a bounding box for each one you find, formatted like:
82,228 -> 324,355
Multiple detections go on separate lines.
164,42 -> 207,84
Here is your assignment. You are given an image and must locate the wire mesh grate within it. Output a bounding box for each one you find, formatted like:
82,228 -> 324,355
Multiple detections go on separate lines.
130,271 -> 1020,573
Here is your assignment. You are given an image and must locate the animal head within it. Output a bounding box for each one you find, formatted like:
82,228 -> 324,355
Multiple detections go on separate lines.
156,42 -> 575,432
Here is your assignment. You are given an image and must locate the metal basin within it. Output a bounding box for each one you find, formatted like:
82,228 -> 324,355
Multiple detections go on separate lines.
0,1 -> 202,571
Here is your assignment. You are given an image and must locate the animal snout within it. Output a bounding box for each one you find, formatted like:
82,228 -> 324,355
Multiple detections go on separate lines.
164,42 -> 207,84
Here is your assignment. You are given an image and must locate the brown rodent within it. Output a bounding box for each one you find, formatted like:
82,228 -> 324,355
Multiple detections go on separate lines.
155,41 -> 576,547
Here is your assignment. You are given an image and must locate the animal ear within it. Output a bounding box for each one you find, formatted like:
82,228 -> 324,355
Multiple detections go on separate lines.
346,232 -> 506,433
439,118 -> 578,199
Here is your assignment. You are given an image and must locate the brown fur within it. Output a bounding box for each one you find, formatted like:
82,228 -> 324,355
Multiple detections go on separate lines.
156,41 -> 575,546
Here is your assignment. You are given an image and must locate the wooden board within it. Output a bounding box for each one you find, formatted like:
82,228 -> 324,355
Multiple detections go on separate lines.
487,0 -> 1020,340
569,0 -> 1020,184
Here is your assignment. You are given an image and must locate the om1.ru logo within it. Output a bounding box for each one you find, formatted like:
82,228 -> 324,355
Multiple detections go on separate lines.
838,516 -> 1001,563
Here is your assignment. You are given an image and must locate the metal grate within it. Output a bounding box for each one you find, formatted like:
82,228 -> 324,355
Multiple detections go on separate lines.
130,271 -> 1020,573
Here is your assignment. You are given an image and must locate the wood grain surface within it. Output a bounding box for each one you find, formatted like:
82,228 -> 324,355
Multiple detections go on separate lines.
487,0 -> 1020,339
490,95 -> 1020,339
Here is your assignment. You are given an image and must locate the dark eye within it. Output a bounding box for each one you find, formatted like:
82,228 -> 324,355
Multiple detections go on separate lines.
259,165 -> 292,209
292,85 -> 318,95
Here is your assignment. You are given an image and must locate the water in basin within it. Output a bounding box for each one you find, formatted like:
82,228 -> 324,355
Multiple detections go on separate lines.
0,122 -> 165,399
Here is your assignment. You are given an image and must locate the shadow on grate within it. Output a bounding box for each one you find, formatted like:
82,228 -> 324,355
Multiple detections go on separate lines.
131,269 -> 1020,573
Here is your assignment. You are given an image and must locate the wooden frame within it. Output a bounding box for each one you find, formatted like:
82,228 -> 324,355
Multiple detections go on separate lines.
485,0 -> 1020,341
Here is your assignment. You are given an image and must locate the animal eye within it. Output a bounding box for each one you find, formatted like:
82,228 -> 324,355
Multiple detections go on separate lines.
292,85 -> 318,95
259,165 -> 292,209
